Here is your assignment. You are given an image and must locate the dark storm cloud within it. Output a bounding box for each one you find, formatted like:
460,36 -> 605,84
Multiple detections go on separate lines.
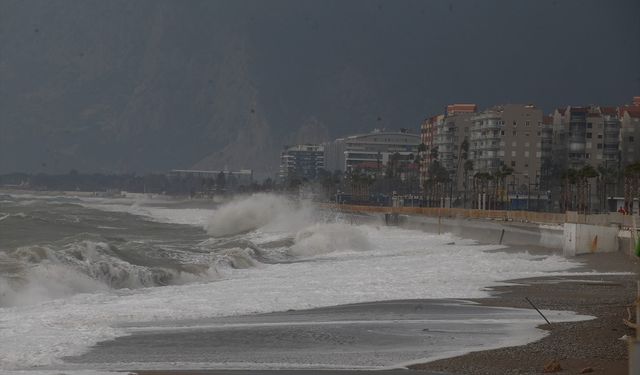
0,0 -> 638,174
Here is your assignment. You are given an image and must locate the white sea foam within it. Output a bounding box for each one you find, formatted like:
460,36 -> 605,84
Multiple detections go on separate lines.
81,200 -> 214,227
0,220 -> 590,371
205,193 -> 315,237
289,223 -> 370,256
0,241 -> 220,307
0,193 -> 599,372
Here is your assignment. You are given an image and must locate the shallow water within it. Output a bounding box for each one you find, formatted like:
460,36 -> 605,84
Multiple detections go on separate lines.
0,193 -> 586,372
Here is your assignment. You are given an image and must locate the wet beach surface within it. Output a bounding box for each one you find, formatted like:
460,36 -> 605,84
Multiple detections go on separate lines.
64,299 -> 576,373
411,252 -> 640,375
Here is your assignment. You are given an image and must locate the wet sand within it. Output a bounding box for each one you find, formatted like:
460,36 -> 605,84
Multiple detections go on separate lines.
129,370 -> 436,375
62,240 -> 639,375
410,252 -> 640,375
65,299 -> 568,374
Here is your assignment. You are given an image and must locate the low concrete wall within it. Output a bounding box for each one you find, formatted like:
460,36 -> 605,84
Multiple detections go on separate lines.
331,205 -> 633,257
563,223 -> 619,257
401,214 -> 564,250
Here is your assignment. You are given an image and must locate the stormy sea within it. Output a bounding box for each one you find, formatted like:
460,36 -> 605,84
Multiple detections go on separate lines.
0,193 -> 590,374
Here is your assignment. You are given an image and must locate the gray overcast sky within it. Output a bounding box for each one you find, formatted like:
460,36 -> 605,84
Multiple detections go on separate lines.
0,0 -> 639,174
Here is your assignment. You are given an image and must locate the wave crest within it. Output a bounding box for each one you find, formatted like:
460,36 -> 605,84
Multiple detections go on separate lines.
205,194 -> 311,237
0,240 -> 220,307
289,223 -> 371,257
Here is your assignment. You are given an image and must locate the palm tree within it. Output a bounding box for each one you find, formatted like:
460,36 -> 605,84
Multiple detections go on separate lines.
454,139 -> 470,207
426,160 -> 449,207
463,160 -> 474,208
493,165 -> 513,209
473,172 -> 493,209
624,162 -> 640,214
577,165 -> 599,213
597,165 -> 618,212
561,168 -> 577,211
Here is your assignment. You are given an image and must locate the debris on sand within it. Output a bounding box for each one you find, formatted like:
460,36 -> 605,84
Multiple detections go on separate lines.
543,359 -> 563,373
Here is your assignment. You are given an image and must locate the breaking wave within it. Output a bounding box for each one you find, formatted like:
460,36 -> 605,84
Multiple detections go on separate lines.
0,238 -> 229,307
0,193 -> 376,308
289,223 -> 371,257
205,193 -> 313,237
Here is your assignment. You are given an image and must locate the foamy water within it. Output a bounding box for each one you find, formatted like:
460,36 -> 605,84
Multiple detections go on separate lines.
0,193 -> 589,372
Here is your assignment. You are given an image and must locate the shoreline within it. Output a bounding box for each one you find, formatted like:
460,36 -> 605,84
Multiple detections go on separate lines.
409,251 -> 639,374
121,238 -> 640,375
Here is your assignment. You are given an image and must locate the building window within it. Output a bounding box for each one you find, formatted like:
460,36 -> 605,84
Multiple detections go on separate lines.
511,161 -> 516,167
512,141 -> 517,147
501,130 -> 505,136
524,163 -> 529,168
513,131 -> 517,136
630,136 -> 635,142
586,153 -> 590,159
587,123 -> 592,128
586,133 -> 592,138
513,121 -> 517,126
525,121 -> 530,126
524,151 -> 529,157
597,134 -> 602,139
511,151 -> 516,157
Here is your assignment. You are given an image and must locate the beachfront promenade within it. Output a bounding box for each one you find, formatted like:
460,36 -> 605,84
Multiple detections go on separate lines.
324,203 -> 640,258
324,203 -> 640,227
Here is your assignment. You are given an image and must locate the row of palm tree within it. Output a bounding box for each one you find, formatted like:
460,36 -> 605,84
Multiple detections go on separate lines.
469,165 -> 514,209
561,165 -> 599,213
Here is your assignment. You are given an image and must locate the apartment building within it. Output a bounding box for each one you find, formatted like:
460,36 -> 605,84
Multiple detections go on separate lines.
552,105 -> 621,171
470,104 -> 546,189
419,104 -> 477,191
419,115 -> 440,186
279,144 -> 325,182
323,129 -> 420,174
620,104 -> 640,166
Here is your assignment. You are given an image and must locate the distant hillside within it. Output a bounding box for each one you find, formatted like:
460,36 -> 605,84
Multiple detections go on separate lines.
1,0 -> 638,177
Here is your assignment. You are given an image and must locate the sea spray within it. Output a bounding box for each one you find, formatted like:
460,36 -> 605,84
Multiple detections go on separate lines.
205,193 -> 314,237
289,223 -> 371,256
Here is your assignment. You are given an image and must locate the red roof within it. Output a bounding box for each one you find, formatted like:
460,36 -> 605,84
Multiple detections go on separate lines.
620,105 -> 640,118
600,106 -> 617,115
543,116 -> 553,125
446,104 -> 477,115
626,108 -> 640,119
570,107 -> 588,114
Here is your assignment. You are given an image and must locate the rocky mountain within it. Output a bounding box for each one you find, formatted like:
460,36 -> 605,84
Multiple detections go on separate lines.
1,0 -> 638,177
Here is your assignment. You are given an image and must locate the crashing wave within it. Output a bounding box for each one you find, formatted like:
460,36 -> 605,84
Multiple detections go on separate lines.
288,223 -> 371,257
205,193 -> 313,237
0,239 -> 222,307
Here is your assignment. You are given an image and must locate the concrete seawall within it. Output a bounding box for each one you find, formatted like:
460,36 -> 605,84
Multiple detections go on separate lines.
327,204 -> 637,258
400,214 -> 564,251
